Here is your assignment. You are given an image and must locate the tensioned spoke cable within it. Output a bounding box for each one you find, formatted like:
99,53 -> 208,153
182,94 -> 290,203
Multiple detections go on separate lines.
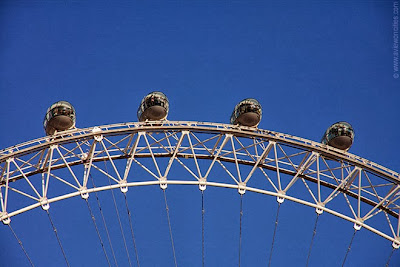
123,192 -> 140,267
341,229 -> 357,267
268,203 -> 281,267
90,174 -> 119,267
163,189 -> 178,267
201,190 -> 205,267
104,161 -> 133,267
85,198 -> 111,267
8,224 -> 35,267
238,194 -> 244,267
385,247 -> 396,267
306,214 -> 320,267
46,210 -> 70,267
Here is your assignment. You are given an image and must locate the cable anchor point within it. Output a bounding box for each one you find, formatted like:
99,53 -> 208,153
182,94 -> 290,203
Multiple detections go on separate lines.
40,197 -> 50,210
120,180 -> 128,193
0,212 -> 10,225
238,183 -> 246,195
392,239 -> 400,249
199,178 -> 206,191
160,177 -> 168,190
316,203 -> 324,214
92,127 -> 103,142
277,191 -> 285,203
79,187 -> 89,199
353,222 -> 362,231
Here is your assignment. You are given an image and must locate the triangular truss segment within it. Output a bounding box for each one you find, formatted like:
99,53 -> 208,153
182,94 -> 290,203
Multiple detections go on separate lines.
0,121 -> 399,246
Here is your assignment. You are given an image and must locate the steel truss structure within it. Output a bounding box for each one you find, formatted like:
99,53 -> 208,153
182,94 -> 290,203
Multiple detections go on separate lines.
1,121 -> 400,247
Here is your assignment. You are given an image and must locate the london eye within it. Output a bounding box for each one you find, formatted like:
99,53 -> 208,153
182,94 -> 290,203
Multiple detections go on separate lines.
1,2 -> 398,266
1,93 -> 399,266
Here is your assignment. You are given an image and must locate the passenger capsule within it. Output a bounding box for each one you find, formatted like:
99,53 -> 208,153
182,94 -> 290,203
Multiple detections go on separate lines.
230,98 -> 262,127
321,121 -> 354,150
43,101 -> 76,135
137,91 -> 169,122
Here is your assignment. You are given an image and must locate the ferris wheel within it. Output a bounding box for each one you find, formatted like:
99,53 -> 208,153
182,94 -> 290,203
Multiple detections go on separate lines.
1,92 -> 399,266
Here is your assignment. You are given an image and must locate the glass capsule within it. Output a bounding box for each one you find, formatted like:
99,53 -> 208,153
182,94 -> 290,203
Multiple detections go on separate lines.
321,121 -> 354,150
230,98 -> 262,127
137,91 -> 169,122
43,101 -> 76,135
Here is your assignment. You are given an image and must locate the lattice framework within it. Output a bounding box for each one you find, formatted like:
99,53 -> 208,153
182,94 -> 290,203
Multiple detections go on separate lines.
0,121 -> 399,246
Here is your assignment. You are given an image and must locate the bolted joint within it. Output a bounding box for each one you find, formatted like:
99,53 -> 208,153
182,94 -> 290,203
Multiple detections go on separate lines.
316,208 -> 324,215
392,238 -> 400,249
353,217 -> 364,231
50,144 -> 58,150
160,177 -> 167,190
40,197 -> 50,210
0,212 -> 10,225
81,153 -> 88,161
238,182 -> 246,195
277,191 -> 286,203
79,187 -> 89,199
199,178 -> 207,191
119,180 -> 128,193
92,127 -> 103,142
316,203 -> 324,214
353,222 -> 362,231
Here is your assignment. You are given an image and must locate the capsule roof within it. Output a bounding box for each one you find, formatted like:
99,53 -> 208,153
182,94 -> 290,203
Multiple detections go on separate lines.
333,121 -> 352,128
237,98 -> 260,105
149,91 -> 167,98
45,100 -> 74,112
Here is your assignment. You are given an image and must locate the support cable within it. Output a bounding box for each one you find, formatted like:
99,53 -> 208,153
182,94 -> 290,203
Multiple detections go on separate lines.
163,189 -> 178,267
268,203 -> 281,267
85,198 -> 111,267
305,214 -> 320,267
8,224 -> 35,267
238,194 -> 244,267
201,190 -> 205,267
123,192 -> 140,267
341,229 -> 357,267
90,174 -> 119,267
385,247 -> 396,267
104,162 -> 133,267
46,210 -> 70,267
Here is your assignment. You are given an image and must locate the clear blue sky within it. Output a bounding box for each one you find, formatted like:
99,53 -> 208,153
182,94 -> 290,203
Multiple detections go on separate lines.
0,1 -> 399,266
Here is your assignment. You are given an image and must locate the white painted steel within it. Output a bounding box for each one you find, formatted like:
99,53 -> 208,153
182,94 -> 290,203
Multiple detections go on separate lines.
0,121 -> 399,247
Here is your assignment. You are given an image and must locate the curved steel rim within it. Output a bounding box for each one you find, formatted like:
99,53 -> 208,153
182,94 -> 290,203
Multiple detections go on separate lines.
2,180 -> 399,246
1,121 -> 399,246
1,121 -> 398,183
